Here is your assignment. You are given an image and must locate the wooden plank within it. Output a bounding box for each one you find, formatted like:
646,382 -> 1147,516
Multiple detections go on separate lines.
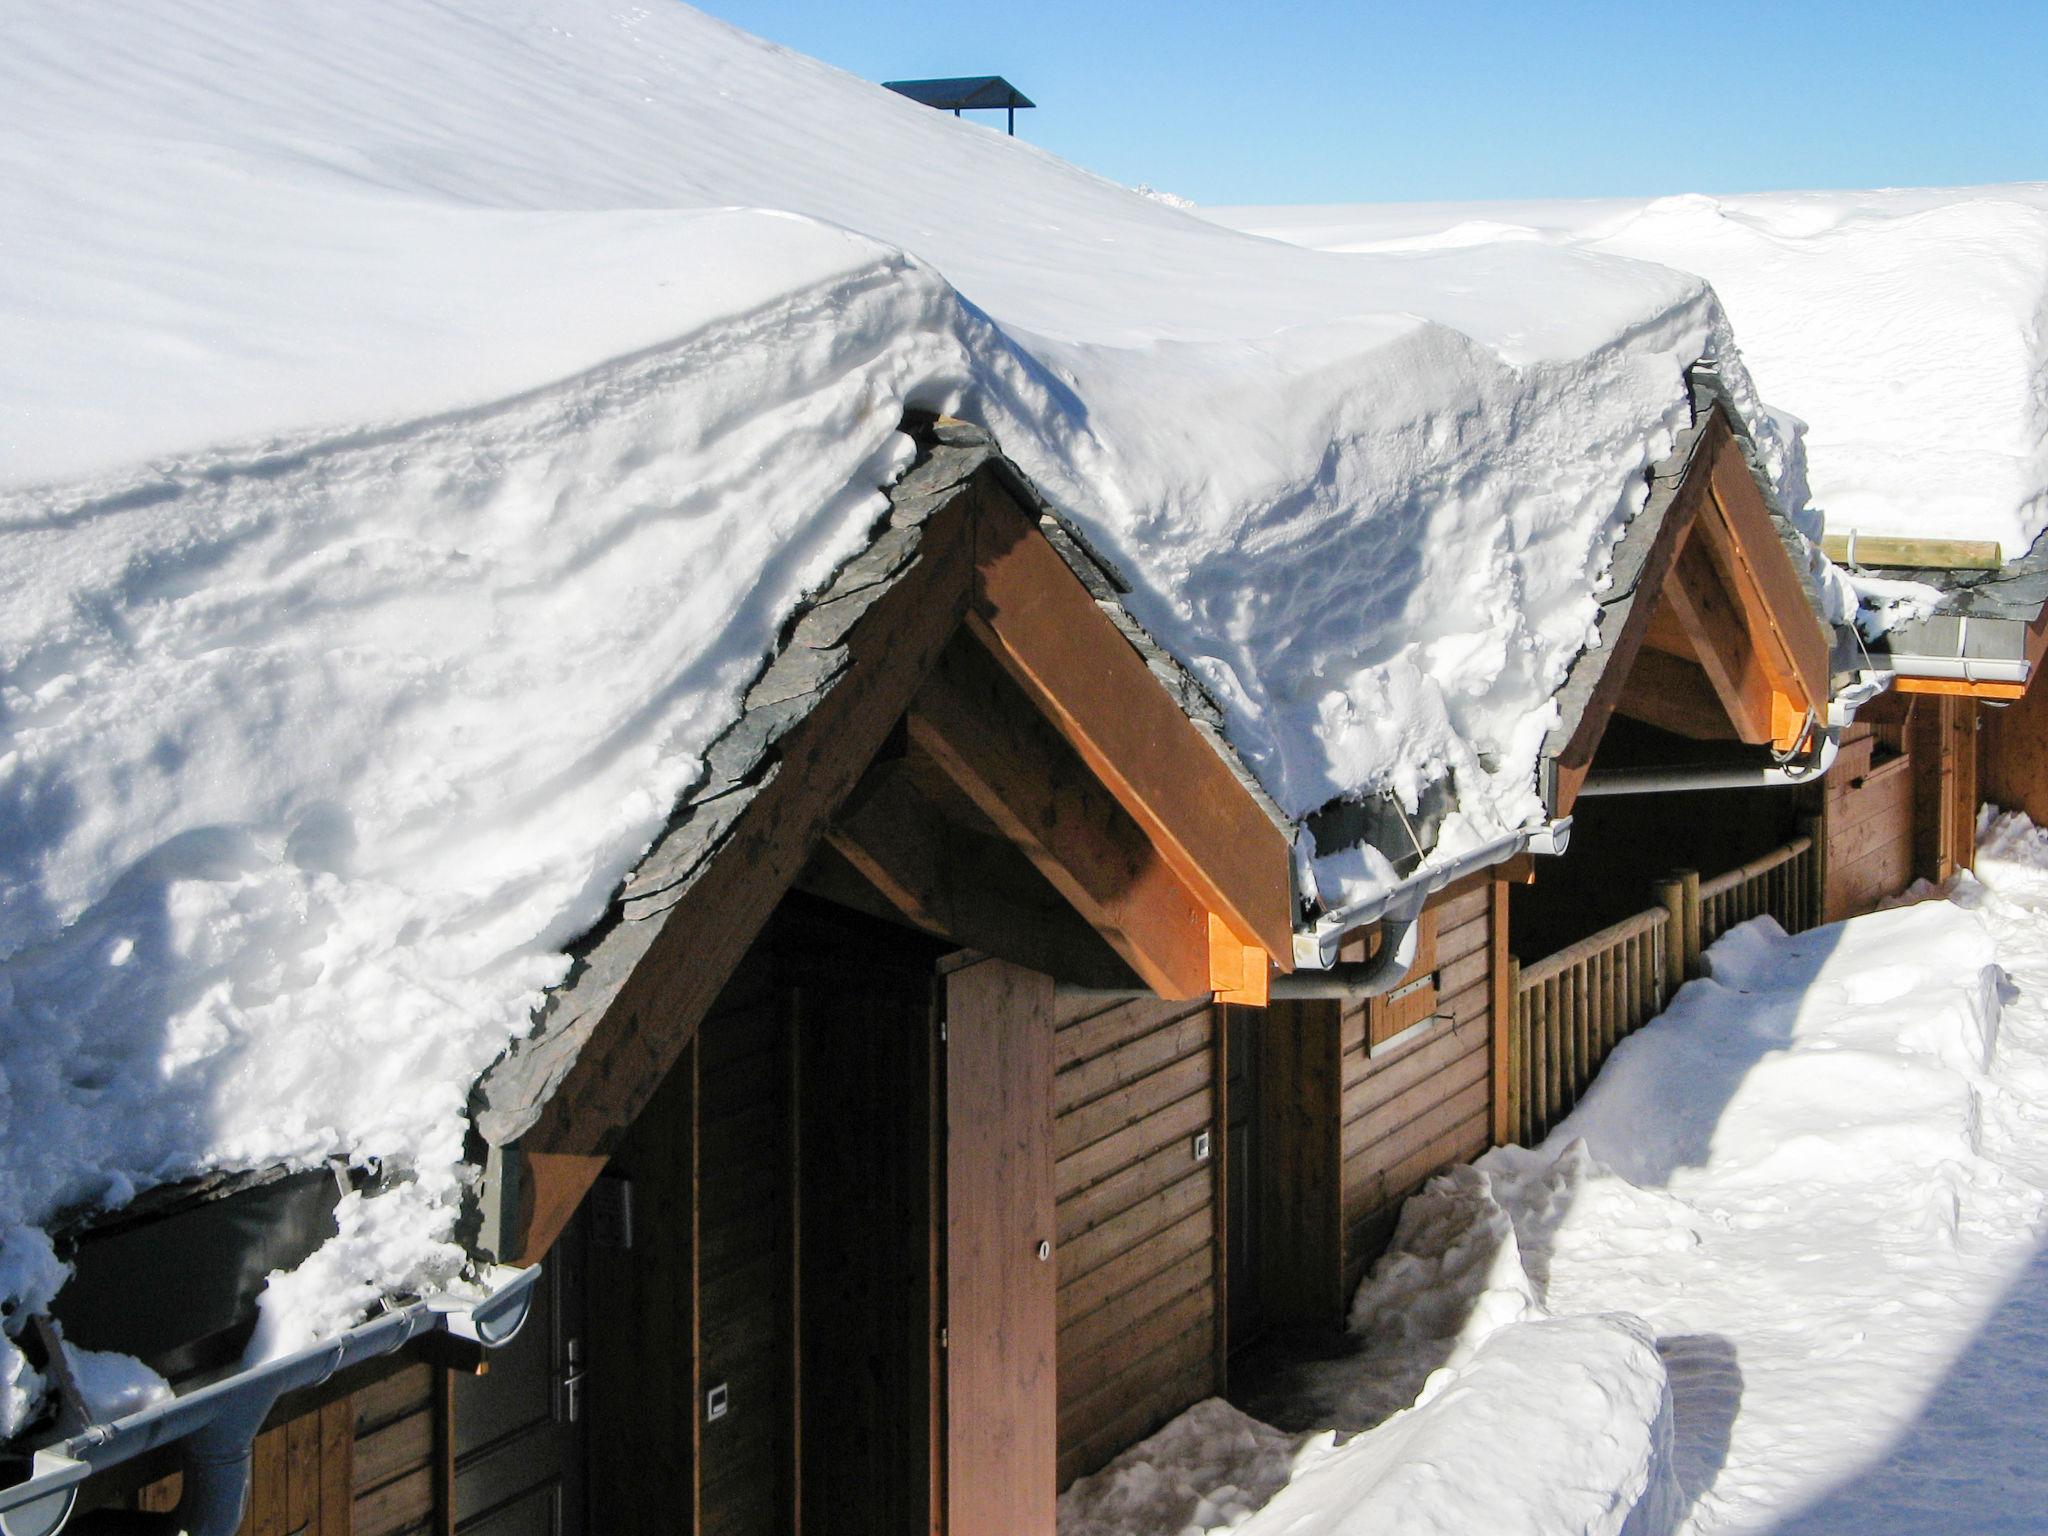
1058,1350 -> 1216,1491
1819,532 -> 2002,570
946,958 -> 1058,1536
1056,994 -> 1202,1065
1056,1207 -> 1212,1324
968,495 -> 1295,965
1055,1281 -> 1213,1412
912,633 -> 1214,999
1059,1244 -> 1215,1366
1343,1013 -> 1485,1103
354,1364 -> 435,1435
1056,1087 -> 1212,1199
1055,1330 -> 1214,1488
510,476 -> 979,1255
1056,1168 -> 1211,1287
319,1398 -> 354,1536
1057,1134 -> 1210,1244
1055,1051 -> 1213,1161
1055,1009 -> 1211,1116
1342,1049 -> 1489,1161
354,1466 -> 434,1536
353,1411 -> 434,1495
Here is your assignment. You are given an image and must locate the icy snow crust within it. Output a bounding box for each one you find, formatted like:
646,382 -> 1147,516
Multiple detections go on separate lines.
1062,829 -> 2048,1533
1,1 -> 1741,1359
1210,187 -> 2048,558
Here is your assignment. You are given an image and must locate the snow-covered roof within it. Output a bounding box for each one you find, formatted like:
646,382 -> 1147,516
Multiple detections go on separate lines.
1208,186 -> 2048,562
0,0 -> 1769,1384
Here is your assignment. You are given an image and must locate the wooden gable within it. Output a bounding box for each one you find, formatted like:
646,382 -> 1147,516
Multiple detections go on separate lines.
1548,405 -> 1833,814
491,424 -> 1297,1263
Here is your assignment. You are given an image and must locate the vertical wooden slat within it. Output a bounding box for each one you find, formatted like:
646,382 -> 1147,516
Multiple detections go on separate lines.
1490,881 -> 1513,1148
318,1398 -> 353,1536
285,1410 -> 318,1536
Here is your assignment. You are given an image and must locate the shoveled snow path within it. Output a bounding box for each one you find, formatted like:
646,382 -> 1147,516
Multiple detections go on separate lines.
1060,811 -> 2048,1534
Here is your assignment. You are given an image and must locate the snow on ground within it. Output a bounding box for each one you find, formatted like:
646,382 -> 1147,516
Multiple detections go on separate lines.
1061,811 -> 2048,1534
1210,187 -> 2048,558
0,0 -> 1759,1381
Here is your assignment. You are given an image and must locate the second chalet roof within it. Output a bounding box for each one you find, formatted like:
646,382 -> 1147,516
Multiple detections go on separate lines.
883,75 -> 1035,112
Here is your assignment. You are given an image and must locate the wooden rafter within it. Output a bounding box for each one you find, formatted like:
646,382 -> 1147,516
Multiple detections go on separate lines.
819,758 -> 1139,989
909,632 -> 1217,999
968,493 -> 1295,973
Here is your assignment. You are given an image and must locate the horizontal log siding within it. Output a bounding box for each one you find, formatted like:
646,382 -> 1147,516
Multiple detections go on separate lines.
1338,880 -> 1493,1292
1824,727 -> 1914,923
1053,992 -> 1220,1488
352,1364 -> 436,1536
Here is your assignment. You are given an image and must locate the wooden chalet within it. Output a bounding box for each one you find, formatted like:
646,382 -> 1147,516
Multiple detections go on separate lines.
49,374 -> 2047,1536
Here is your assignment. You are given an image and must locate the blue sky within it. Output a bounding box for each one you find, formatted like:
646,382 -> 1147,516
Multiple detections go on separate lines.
688,0 -> 2045,205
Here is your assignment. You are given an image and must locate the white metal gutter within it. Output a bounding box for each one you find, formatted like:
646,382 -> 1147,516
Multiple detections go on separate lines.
0,1266 -> 541,1536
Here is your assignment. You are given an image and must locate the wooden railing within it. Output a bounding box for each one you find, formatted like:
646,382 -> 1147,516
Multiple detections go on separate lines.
1696,833 -> 1819,951
1506,828 -> 1822,1145
1507,907 -> 1668,1145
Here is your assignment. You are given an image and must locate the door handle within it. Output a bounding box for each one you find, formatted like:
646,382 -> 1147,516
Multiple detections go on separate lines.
560,1368 -> 586,1423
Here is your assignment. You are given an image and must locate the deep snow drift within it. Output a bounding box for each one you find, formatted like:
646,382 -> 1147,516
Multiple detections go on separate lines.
1062,816 -> 2048,1533
0,0 -> 1764,1386
1210,187 -> 2048,559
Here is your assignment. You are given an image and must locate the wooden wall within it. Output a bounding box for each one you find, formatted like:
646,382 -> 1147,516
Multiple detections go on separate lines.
1336,877 -> 1495,1295
1984,674 -> 2048,826
128,1366 -> 414,1536
351,1364 -> 441,1536
1821,723 -> 1915,922
1051,992 -> 1221,1488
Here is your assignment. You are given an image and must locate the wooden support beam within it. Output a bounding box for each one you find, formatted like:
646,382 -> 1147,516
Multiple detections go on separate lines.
1660,533 -> 1778,745
1894,675 -> 2028,700
1704,448 -> 1831,716
820,760 -> 1140,989
909,632 -> 1216,998
968,494 -> 1294,969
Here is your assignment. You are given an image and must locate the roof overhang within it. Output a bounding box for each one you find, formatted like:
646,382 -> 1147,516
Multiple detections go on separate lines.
1541,373 -> 1836,817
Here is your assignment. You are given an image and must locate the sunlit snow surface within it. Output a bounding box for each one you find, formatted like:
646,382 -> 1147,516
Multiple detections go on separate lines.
0,0 -> 1763,1366
1062,811 -> 2048,1535
1211,188 -> 2048,559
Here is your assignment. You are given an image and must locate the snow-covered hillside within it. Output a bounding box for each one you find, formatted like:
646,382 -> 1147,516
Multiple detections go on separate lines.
1062,817 -> 2048,1534
0,0 -> 1760,1347
1211,187 -> 2048,559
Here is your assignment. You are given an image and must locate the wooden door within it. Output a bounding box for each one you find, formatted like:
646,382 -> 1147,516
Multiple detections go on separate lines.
453,1209 -> 590,1536
943,958 -> 1057,1536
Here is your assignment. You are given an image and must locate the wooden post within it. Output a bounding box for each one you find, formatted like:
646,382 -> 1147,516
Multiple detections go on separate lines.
1655,875 -> 1686,992
1799,814 -> 1825,931
1491,881 -> 1513,1147
1680,869 -> 1703,977
1505,956 -> 1523,1145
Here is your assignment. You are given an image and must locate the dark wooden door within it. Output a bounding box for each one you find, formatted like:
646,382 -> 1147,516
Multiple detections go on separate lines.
454,1208 -> 590,1536
943,957 -> 1056,1536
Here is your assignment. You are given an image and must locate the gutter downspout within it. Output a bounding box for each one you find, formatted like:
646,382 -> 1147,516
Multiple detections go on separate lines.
0,1267 -> 541,1536
1289,821 -> 1565,976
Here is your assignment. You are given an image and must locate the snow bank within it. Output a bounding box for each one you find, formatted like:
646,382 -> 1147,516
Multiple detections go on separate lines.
1210,187 -> 2048,557
0,0 -> 1747,1367
1066,872 -> 2048,1534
